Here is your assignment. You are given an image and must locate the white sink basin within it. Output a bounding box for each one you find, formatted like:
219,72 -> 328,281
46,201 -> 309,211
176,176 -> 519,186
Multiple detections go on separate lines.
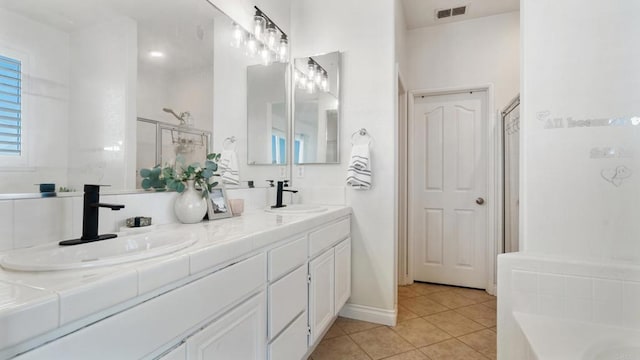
265,204 -> 328,214
0,233 -> 197,272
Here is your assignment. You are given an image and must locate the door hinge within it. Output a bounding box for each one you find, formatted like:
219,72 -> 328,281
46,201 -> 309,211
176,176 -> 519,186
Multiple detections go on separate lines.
307,274 -> 312,284
307,326 -> 312,335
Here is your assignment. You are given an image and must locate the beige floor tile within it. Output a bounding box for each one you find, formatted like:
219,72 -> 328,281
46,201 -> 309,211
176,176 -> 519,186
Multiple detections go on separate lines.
458,329 -> 497,359
481,299 -> 497,310
419,338 -> 488,360
324,322 -> 346,339
311,335 -> 372,360
391,317 -> 451,347
455,304 -> 497,327
424,291 -> 477,309
382,349 -> 430,360
452,288 -> 496,303
397,305 -> 420,322
337,317 -> 383,334
399,296 -> 449,316
398,286 -> 420,299
488,326 -> 496,333
423,310 -> 485,337
350,326 -> 415,360
408,282 -> 452,295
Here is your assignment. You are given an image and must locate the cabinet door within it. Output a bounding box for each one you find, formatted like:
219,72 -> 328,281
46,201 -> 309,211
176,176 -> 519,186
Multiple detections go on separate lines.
186,292 -> 266,360
308,248 -> 334,345
334,238 -> 351,313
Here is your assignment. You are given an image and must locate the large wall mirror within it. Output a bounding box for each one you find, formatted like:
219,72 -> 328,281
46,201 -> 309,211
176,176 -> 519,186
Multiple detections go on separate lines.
247,63 -> 288,165
0,0 -> 289,197
293,51 -> 341,164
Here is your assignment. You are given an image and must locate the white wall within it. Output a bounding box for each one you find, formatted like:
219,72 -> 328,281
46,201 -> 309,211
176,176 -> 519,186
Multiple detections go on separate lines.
521,1 -> 640,263
407,11 -> 520,109
0,8 -> 70,193
67,16 -> 137,192
291,0 -> 397,315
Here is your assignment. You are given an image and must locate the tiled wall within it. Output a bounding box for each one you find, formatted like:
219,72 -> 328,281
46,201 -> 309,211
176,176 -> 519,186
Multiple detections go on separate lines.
0,188 -> 270,251
498,253 -> 640,359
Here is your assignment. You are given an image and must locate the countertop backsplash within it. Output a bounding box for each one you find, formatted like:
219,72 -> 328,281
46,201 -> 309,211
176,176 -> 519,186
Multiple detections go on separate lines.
0,187 -> 271,251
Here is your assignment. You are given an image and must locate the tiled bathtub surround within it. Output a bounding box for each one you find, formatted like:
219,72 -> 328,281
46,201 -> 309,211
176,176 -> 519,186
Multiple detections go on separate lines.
0,188 -> 270,251
497,253 -> 640,359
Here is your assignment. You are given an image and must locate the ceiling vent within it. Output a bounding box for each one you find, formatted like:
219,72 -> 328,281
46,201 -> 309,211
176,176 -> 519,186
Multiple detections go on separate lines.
452,6 -> 467,16
436,9 -> 451,19
435,5 -> 468,20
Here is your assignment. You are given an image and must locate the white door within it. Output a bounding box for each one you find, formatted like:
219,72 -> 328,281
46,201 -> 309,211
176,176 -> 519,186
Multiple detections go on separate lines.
410,91 -> 487,289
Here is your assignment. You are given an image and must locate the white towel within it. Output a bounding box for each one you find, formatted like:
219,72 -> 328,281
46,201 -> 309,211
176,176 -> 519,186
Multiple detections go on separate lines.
218,150 -> 240,185
346,144 -> 371,190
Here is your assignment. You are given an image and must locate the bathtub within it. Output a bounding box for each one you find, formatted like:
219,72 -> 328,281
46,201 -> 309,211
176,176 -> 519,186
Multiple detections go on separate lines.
497,253 -> 640,360
514,311 -> 640,360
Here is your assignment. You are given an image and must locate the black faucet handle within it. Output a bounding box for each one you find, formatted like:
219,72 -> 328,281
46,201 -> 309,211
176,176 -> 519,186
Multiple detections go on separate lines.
94,203 -> 125,210
266,180 -> 275,187
283,180 -> 289,187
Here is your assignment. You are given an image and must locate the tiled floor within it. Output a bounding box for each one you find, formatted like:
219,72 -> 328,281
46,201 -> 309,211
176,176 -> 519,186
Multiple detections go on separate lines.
309,282 -> 497,360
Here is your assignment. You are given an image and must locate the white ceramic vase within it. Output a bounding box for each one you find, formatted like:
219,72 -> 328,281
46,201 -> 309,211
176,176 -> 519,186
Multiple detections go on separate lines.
174,180 -> 207,224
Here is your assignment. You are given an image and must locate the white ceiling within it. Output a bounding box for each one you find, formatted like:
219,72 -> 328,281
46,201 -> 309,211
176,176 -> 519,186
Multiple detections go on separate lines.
401,0 -> 519,30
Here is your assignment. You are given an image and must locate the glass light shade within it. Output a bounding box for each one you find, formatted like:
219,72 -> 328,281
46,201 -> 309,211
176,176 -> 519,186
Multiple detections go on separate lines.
306,79 -> 315,94
307,60 -> 316,79
265,26 -> 278,50
253,14 -> 266,41
231,23 -> 245,48
314,66 -> 322,85
260,44 -> 272,66
298,75 -> 307,89
278,36 -> 288,62
246,34 -> 258,57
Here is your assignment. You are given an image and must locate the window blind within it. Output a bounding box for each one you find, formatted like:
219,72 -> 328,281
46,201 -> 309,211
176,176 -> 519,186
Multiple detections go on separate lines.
0,55 -> 21,156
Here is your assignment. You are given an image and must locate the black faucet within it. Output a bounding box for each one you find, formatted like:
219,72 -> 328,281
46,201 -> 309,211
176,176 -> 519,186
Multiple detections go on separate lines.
271,180 -> 298,209
59,185 -> 125,246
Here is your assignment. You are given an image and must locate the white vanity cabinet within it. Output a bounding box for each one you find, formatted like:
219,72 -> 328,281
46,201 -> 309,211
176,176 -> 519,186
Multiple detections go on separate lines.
9,212 -> 351,360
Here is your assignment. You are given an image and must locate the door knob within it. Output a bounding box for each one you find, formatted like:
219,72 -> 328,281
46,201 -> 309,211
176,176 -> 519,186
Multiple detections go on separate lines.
476,197 -> 485,205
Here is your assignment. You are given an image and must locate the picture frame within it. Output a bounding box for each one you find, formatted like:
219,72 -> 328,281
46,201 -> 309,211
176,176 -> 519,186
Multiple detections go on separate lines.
207,185 -> 232,220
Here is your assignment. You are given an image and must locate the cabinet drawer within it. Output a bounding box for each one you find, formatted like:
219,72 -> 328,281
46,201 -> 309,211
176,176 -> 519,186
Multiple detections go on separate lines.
268,265 -> 307,339
309,217 -> 350,257
268,312 -> 308,360
268,236 -> 307,281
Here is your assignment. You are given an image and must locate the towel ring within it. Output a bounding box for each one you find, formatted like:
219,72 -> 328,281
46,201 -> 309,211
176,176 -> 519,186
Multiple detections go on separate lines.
350,128 -> 371,145
223,136 -> 237,150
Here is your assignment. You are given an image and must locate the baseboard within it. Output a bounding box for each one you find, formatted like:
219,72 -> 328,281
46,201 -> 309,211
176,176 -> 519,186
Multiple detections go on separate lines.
338,303 -> 397,326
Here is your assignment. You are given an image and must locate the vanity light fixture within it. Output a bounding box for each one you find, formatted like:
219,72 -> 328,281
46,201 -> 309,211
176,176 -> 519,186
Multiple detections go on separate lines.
296,57 -> 330,94
231,6 -> 288,64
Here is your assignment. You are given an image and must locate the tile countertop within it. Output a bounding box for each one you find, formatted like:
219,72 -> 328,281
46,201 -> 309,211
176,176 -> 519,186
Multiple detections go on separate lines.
0,206 -> 351,355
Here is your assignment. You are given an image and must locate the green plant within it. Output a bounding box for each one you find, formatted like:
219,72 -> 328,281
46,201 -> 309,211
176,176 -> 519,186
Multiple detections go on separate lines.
140,153 -> 221,196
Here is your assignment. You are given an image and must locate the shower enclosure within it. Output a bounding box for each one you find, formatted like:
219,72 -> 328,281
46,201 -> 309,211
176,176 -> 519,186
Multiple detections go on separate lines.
502,95 -> 520,253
